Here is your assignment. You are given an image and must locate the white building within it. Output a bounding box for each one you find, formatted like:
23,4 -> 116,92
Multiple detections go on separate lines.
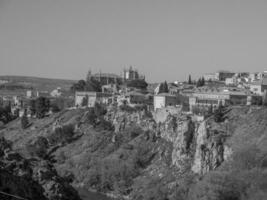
154,93 -> 178,111
203,73 -> 216,81
50,87 -> 62,97
75,91 -> 112,107
225,77 -> 237,85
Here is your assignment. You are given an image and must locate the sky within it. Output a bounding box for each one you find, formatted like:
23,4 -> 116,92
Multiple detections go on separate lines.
1,0 -> 267,82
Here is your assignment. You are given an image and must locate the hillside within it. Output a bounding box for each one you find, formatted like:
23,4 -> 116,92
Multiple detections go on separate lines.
0,105 -> 267,200
0,75 -> 76,92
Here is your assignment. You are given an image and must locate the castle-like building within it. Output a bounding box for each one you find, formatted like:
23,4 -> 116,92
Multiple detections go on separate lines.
86,66 -> 145,86
123,66 -> 145,81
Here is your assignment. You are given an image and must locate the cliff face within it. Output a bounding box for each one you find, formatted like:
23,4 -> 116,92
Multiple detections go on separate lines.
107,108 -> 232,175
3,106 -> 263,200
0,137 -> 80,200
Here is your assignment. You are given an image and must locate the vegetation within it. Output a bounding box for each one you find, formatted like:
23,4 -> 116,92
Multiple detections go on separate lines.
35,97 -> 50,118
50,98 -> 66,113
71,77 -> 101,92
126,79 -> 148,90
26,136 -> 49,158
81,95 -> 88,107
214,102 -> 224,122
48,124 -> 76,145
29,97 -> 50,118
188,75 -> 192,84
21,111 -> 29,129
158,81 -> 169,93
196,77 -> 205,87
0,104 -> 13,124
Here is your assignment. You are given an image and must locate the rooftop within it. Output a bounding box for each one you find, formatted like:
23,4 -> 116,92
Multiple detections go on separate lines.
155,93 -> 176,97
93,73 -> 121,79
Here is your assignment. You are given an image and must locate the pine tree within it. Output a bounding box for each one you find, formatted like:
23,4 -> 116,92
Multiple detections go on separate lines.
188,75 -> 192,84
86,70 -> 92,83
163,81 -> 169,93
159,81 -> 169,93
201,77 -> 205,86
214,101 -> 224,122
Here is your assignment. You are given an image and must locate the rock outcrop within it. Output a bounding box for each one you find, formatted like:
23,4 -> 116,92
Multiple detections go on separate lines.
106,108 -> 232,176
0,137 -> 81,200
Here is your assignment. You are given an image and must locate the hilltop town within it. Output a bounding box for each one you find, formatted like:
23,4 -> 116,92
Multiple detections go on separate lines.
1,67 -> 267,122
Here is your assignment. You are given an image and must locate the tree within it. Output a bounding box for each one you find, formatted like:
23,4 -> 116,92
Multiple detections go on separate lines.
81,95 -> 88,107
214,102 -> 224,122
85,78 -> 101,92
21,111 -> 29,129
71,80 -> 86,91
188,75 -> 192,84
0,105 -> 13,124
158,81 -> 169,93
201,77 -> 205,86
86,70 -> 92,83
35,97 -> 50,119
126,79 -> 148,90
29,99 -> 36,116
196,77 -> 205,87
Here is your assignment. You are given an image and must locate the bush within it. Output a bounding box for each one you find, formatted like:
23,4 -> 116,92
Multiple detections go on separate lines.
95,118 -> 114,131
132,178 -> 168,200
26,136 -> 49,158
230,145 -> 262,170
189,171 -> 246,200
21,113 -> 29,129
48,124 -> 75,145
126,79 -> 148,90
34,97 -> 50,118
119,104 -> 136,112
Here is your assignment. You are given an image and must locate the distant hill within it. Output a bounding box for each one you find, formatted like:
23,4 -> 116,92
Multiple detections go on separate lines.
0,75 -> 77,92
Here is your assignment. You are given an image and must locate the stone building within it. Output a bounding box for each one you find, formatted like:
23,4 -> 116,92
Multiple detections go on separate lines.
189,89 -> 262,111
123,66 -> 145,81
75,91 -> 112,107
154,93 -> 178,111
87,70 -> 123,85
215,70 -> 235,81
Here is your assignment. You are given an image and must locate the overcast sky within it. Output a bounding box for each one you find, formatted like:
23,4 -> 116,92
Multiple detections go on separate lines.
1,0 -> 267,82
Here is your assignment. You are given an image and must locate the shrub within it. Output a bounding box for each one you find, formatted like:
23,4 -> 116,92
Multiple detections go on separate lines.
228,145 -> 262,171
189,171 -> 246,200
48,124 -> 75,145
35,97 -> 50,118
132,178 -> 168,200
21,113 -> 29,129
119,104 -> 136,112
126,79 -> 148,90
26,136 -> 49,158
94,103 -> 107,117
95,118 -> 114,131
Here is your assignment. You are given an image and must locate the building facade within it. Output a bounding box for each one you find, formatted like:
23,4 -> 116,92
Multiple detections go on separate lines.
75,91 -> 112,107
215,71 -> 235,81
123,66 -> 145,81
204,73 -> 217,81
189,89 -> 262,111
154,93 -> 178,111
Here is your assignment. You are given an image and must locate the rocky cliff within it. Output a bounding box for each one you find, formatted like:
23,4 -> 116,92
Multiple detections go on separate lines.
0,137 -> 81,200
1,106 -> 266,200
106,107 -> 231,175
